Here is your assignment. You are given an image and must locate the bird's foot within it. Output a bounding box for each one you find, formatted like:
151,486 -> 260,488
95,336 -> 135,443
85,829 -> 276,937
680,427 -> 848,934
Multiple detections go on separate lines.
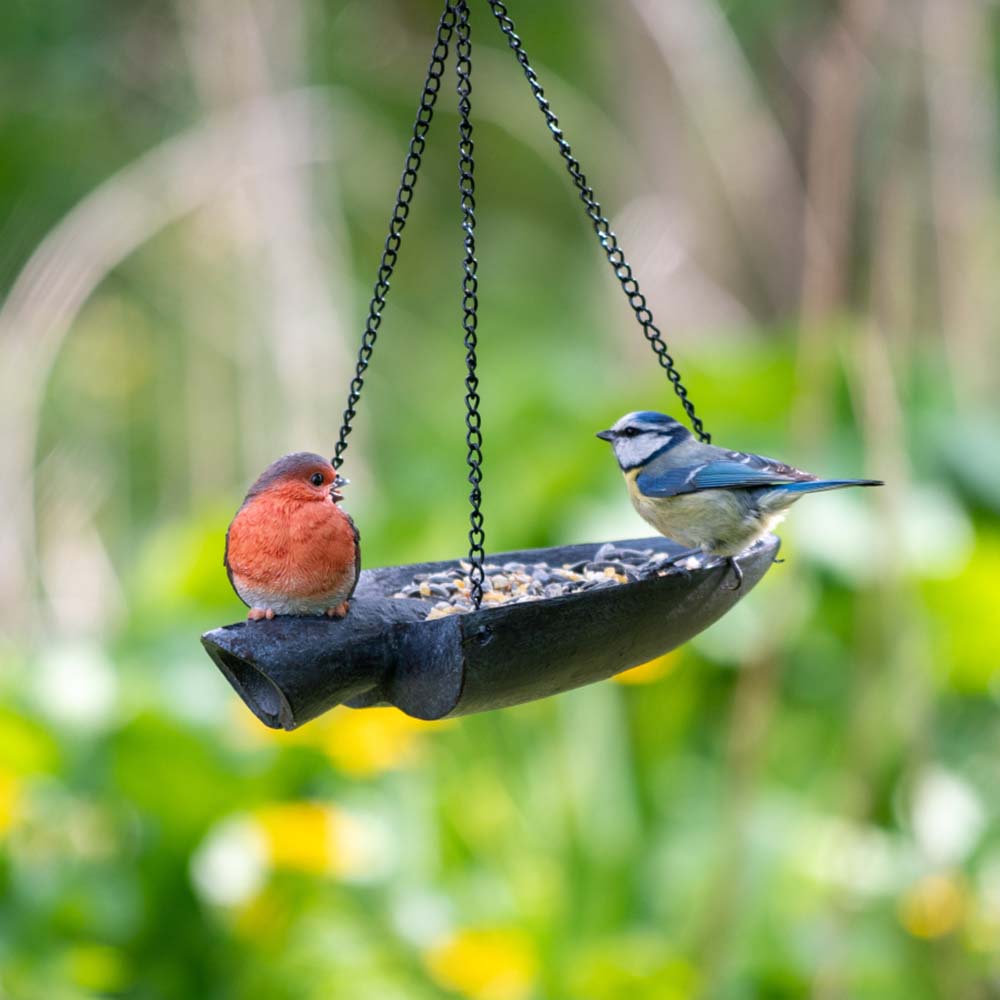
247,607 -> 275,621
772,557 -> 785,565
725,557 -> 744,590
326,601 -> 350,619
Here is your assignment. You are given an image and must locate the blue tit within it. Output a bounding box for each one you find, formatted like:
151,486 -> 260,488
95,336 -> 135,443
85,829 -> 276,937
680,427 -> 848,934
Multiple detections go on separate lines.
597,411 -> 882,585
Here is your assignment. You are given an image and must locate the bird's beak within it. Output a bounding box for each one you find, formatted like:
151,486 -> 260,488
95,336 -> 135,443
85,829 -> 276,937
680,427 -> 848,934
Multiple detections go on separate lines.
330,474 -> 349,503
596,429 -> 614,442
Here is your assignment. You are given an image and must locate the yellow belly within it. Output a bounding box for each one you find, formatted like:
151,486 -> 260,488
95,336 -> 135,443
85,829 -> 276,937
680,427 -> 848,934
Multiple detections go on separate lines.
625,471 -> 784,556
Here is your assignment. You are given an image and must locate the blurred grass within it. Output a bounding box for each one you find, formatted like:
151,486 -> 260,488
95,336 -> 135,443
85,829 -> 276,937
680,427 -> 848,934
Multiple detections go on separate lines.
2,0 -> 1000,998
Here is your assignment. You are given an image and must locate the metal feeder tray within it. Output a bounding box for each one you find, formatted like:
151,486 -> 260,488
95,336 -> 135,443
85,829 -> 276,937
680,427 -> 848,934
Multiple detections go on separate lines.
202,534 -> 778,730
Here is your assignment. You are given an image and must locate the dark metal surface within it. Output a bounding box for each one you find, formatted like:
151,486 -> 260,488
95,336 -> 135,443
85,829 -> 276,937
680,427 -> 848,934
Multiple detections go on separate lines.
484,0 -> 710,443
202,535 -> 779,730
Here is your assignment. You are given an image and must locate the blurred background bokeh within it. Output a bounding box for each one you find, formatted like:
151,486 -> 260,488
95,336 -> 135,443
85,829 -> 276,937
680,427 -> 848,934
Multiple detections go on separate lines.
1,0 -> 999,996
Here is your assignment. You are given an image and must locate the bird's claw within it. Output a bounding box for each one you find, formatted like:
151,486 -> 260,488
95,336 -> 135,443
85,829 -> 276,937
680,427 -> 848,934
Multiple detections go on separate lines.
247,607 -> 275,621
326,601 -> 350,619
724,557 -> 744,591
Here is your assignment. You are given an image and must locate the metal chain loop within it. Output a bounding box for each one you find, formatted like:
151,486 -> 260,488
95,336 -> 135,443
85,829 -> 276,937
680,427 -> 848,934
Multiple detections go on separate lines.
483,0 -> 711,443
332,0 -> 458,470
454,0 -> 486,609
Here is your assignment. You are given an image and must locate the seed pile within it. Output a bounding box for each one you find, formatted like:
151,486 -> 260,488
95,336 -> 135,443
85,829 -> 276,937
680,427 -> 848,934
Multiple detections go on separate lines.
390,543 -> 703,620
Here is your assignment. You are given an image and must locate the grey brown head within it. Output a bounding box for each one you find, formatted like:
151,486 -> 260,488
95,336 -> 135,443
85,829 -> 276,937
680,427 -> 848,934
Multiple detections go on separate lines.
245,452 -> 346,503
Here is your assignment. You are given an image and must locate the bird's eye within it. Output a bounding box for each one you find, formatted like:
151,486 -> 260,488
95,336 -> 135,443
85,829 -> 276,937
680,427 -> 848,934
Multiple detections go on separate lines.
310,472 -> 325,487
622,427 -> 640,438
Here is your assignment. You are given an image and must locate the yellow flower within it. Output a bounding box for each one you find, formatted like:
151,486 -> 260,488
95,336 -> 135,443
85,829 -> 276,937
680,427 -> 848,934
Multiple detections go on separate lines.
898,873 -> 966,939
253,801 -> 386,880
424,928 -> 538,1000
613,652 -> 678,686
321,706 -> 451,777
0,768 -> 20,836
236,704 -> 451,778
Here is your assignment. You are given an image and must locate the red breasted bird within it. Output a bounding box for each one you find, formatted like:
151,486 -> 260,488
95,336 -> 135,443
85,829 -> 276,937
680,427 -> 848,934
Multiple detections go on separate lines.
224,452 -> 360,621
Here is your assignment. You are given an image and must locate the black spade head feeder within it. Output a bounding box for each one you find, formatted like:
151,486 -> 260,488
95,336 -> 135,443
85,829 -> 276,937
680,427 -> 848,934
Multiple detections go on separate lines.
201,0 -> 778,729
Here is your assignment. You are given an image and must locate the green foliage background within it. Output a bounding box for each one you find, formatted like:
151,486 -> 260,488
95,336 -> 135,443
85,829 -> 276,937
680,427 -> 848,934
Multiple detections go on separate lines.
1,1 -> 999,997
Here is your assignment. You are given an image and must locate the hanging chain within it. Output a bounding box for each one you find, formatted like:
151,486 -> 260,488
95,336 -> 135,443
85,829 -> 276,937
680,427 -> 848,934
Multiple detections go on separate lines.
483,1 -> 710,443
455,0 -> 486,609
332,0 -> 458,470
332,0 -> 707,605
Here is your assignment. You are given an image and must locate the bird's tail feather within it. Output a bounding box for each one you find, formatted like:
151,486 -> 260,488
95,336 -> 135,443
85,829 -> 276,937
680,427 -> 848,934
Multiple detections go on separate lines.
779,478 -> 884,495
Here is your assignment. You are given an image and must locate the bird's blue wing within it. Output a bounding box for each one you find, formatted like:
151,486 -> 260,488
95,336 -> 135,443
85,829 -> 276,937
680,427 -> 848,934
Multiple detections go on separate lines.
636,458 -> 810,498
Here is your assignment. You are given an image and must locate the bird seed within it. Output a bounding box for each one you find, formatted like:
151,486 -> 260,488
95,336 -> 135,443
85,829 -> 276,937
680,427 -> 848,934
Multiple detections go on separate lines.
389,544 -> 704,620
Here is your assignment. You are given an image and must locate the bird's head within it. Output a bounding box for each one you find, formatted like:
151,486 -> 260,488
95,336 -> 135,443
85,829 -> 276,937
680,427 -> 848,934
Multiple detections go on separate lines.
596,411 -> 692,470
245,452 -> 347,505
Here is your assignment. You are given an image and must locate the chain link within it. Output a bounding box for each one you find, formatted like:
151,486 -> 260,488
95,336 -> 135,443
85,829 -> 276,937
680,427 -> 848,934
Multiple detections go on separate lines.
483,0 -> 710,443
332,0 -> 458,470
454,0 -> 486,609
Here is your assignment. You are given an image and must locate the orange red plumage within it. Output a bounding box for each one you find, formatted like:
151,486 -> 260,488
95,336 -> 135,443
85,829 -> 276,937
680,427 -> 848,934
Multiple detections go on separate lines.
224,452 -> 360,620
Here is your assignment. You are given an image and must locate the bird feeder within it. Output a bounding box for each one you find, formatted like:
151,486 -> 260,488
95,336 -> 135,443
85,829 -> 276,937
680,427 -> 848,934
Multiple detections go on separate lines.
203,536 -> 777,729
202,0 -> 778,729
